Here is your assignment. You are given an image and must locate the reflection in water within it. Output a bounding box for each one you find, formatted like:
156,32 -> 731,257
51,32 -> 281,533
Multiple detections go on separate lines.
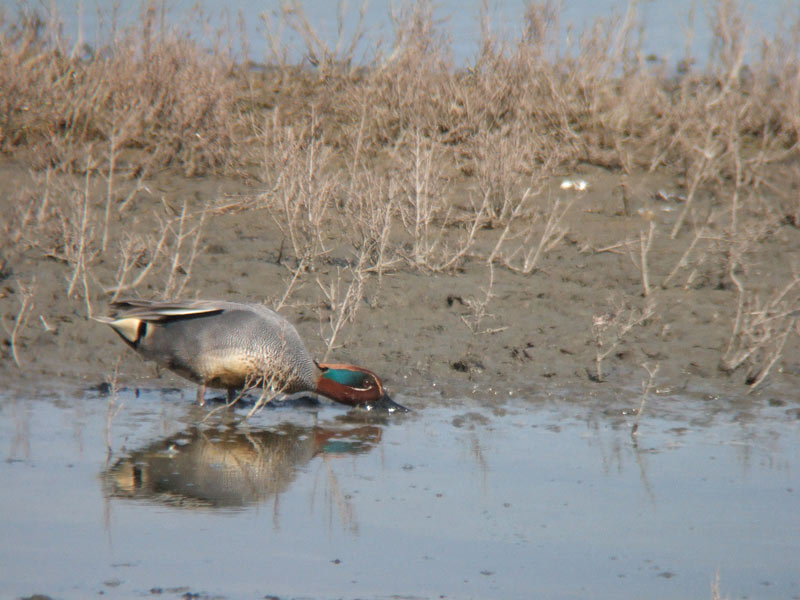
103,422 -> 382,510
3,389 -> 799,599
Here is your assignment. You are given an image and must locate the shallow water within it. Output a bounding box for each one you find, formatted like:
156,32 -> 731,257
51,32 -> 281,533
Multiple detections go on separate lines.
50,0 -> 787,68
1,387 -> 798,600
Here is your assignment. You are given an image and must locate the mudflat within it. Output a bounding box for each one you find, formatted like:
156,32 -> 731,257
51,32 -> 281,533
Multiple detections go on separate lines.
2,158 -> 799,406
1,3 -> 800,408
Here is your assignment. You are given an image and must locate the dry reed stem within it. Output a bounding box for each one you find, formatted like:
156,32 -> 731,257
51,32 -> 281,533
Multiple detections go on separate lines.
346,174 -> 401,280
259,109 -> 336,267
721,264 -> 800,389
631,362 -> 659,438
710,571 -> 726,600
198,370 -> 291,422
3,278 -> 35,368
487,187 -> 534,265
639,221 -> 655,297
396,128 -> 454,270
661,216 -> 713,289
108,230 -> 168,300
628,220 -> 656,297
593,297 -> 657,383
317,251 -> 368,361
277,0 -> 368,77
163,200 -> 207,299
495,191 -> 575,274
244,368 -> 295,420
66,159 -> 94,298
104,357 -> 123,460
460,263 -> 507,334
274,258 -> 307,312
670,133 -> 721,239
104,200 -> 207,301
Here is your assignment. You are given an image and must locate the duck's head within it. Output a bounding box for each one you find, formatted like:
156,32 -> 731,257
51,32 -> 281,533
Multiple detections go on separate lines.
314,361 -> 408,412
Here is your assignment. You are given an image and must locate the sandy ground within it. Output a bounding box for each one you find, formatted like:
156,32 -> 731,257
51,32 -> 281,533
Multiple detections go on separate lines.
2,159 -> 800,409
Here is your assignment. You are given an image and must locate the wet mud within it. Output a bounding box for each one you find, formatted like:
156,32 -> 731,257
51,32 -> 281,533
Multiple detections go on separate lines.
2,162 -> 799,407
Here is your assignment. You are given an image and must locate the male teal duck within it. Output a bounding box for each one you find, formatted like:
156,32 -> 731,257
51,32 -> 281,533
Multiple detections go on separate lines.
96,299 -> 406,411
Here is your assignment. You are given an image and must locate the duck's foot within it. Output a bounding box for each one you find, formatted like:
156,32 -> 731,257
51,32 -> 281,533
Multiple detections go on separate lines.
282,394 -> 322,408
196,384 -> 206,407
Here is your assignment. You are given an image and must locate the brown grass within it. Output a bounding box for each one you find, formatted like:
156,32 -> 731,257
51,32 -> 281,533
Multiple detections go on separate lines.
1,0 -> 800,390
0,4 -> 240,175
3,1 -> 798,179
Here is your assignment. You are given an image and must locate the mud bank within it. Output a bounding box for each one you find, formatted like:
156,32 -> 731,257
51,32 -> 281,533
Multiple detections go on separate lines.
2,161 -> 799,408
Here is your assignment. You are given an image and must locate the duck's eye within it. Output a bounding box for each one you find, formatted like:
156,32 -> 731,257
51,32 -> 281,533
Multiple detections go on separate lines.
351,375 -> 375,391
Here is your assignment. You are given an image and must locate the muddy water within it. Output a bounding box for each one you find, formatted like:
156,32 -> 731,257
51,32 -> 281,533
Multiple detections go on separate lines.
2,387 -> 798,600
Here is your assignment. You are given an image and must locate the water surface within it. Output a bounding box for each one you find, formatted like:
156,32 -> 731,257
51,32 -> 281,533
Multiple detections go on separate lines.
46,0 -> 792,67
1,387 -> 798,599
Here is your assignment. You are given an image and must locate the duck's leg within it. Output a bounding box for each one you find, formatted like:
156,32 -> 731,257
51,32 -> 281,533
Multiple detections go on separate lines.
227,388 -> 236,403
195,384 -> 207,406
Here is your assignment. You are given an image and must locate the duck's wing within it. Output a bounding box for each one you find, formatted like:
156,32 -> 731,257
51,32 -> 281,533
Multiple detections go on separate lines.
108,299 -> 228,322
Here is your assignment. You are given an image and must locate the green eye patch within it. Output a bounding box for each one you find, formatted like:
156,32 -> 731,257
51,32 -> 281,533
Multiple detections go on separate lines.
321,368 -> 370,388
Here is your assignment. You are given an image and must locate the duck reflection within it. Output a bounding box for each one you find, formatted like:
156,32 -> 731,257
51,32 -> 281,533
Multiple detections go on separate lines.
103,422 -> 382,509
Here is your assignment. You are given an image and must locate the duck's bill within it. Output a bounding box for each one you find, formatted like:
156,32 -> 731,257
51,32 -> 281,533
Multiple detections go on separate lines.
364,394 -> 410,413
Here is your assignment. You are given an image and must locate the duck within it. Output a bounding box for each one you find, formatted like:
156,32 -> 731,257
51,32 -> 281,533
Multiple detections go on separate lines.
95,299 -> 407,412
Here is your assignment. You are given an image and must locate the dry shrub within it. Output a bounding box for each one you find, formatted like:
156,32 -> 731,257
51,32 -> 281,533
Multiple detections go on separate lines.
721,274 -> 800,390
316,257 -> 368,361
264,0 -> 370,78
0,4 -> 240,175
256,109 -> 340,268
5,165 -> 207,314
465,125 -> 541,221
1,277 -> 35,367
393,129 -> 456,269
342,169 -> 399,278
639,2 -> 800,239
108,199 -> 207,301
1,0 -> 797,183
3,0 -> 797,187
592,296 -> 658,383
363,1 -> 456,145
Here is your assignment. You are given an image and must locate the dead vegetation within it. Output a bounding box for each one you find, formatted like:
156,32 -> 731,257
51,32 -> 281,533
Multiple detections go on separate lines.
0,4 -> 239,175
1,0 -> 799,392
